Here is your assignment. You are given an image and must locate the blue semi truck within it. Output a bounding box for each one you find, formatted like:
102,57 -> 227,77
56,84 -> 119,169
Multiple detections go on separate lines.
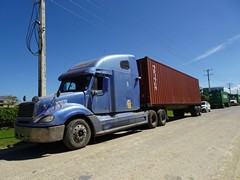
15,54 -> 201,150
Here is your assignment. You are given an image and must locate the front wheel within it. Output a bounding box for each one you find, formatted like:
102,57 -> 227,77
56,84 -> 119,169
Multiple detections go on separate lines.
63,119 -> 91,150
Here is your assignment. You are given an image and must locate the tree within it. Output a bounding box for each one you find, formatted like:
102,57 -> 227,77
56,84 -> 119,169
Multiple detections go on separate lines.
201,94 -> 210,102
4,96 -> 18,107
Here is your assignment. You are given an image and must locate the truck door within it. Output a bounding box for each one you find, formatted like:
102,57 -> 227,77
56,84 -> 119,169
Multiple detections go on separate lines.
89,75 -> 111,114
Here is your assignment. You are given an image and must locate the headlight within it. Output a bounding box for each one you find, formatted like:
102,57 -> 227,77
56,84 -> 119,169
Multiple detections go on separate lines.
34,116 -> 54,123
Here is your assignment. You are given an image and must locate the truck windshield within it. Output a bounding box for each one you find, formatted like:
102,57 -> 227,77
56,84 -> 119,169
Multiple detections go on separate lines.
59,75 -> 92,92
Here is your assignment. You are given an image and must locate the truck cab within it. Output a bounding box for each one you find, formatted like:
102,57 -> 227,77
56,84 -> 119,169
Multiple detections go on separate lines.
15,54 -> 147,150
57,54 -> 140,113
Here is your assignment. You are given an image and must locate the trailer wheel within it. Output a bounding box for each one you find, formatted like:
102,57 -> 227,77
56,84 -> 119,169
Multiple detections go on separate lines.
147,110 -> 158,129
157,109 -> 167,126
191,106 -> 199,117
197,106 -> 201,116
63,119 -> 91,150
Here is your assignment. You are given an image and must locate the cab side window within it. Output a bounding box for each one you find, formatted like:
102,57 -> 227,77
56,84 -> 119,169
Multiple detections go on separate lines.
92,76 -> 103,91
120,60 -> 130,70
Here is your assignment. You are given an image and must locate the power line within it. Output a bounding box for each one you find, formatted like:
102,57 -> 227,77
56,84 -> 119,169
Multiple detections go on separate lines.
96,1 -> 199,65
86,0 -> 103,11
52,0 -> 194,67
49,1 -> 227,88
51,0 -> 203,78
50,0 -> 100,28
69,0 -> 106,24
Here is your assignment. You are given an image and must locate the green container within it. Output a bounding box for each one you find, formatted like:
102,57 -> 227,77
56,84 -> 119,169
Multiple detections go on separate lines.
202,87 -> 224,95
209,91 -> 229,108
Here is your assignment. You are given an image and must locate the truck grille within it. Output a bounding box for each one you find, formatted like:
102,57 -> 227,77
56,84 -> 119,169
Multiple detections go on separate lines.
18,102 -> 34,118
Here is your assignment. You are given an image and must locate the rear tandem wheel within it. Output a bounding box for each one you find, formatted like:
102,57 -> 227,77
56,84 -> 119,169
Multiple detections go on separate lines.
147,110 -> 158,129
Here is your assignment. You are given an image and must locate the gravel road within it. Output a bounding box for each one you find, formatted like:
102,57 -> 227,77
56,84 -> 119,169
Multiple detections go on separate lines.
1,106 -> 240,180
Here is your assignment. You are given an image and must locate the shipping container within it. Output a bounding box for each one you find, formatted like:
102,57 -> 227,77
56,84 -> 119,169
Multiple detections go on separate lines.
202,87 -> 224,95
209,90 -> 229,108
234,94 -> 240,103
137,57 -> 201,107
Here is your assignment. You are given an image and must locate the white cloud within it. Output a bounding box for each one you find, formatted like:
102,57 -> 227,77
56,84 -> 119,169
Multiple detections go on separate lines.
183,34 -> 240,65
231,85 -> 240,94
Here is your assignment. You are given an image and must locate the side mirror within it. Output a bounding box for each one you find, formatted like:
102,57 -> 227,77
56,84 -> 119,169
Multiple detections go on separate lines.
56,90 -> 61,97
103,77 -> 109,93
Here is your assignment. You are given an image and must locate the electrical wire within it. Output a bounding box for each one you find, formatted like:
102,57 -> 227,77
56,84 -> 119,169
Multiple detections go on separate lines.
50,0 -> 101,28
50,1 -> 225,88
26,0 -> 42,56
98,1 -> 225,85
69,0 -> 106,24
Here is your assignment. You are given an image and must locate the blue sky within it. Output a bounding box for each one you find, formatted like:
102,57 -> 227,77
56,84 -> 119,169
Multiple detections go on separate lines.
1,0 -> 240,101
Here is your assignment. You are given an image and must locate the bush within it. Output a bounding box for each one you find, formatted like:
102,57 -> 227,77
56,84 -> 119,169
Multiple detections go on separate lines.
0,106 -> 18,128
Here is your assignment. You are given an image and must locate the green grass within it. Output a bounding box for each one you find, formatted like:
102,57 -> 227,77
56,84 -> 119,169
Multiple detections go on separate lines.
0,128 -> 21,149
167,110 -> 173,117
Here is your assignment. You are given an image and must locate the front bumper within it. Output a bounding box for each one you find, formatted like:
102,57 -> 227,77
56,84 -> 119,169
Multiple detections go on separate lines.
14,125 -> 65,143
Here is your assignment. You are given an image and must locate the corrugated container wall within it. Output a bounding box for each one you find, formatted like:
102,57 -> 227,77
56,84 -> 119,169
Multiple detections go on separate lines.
137,57 -> 201,107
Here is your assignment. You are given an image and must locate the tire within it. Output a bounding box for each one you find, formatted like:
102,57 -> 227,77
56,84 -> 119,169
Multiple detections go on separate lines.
63,119 -> 91,150
191,106 -> 199,117
147,110 -> 158,129
197,106 -> 201,116
157,109 -> 167,126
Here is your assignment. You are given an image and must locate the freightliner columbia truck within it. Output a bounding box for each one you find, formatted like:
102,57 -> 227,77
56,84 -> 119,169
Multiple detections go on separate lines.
15,54 -> 201,150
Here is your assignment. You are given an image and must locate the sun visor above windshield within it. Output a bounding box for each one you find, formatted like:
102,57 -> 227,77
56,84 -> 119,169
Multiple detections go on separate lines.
58,67 -> 96,81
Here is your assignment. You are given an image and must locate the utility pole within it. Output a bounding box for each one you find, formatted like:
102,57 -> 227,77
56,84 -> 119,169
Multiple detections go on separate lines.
204,69 -> 213,93
38,0 -> 46,97
227,83 -> 233,94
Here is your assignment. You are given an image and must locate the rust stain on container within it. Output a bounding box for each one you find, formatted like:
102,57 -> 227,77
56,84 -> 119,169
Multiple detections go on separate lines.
137,57 -> 201,106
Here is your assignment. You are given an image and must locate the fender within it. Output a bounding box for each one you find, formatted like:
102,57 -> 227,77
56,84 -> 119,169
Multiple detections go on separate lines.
48,103 -> 93,125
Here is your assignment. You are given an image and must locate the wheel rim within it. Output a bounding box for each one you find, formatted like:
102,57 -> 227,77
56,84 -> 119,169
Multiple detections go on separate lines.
73,124 -> 87,143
